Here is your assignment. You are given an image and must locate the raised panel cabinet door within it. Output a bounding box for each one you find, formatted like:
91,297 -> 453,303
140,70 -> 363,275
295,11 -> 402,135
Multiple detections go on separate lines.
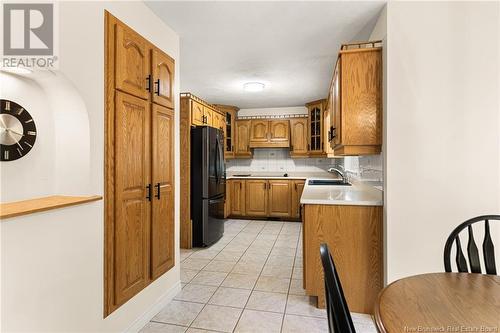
250,120 -> 270,143
341,51 -> 382,146
191,101 -> 204,126
333,62 -> 342,147
115,23 -> 150,100
152,48 -> 175,109
230,180 -> 246,216
204,107 -> 214,127
235,120 -> 251,157
113,91 -> 151,306
268,180 -> 292,218
151,104 -> 174,280
269,120 -> 290,143
291,180 -> 305,218
290,119 -> 308,156
245,180 -> 268,217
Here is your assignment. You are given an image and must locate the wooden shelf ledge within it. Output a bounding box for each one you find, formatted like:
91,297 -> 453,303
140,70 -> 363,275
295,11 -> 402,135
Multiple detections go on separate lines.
0,195 -> 102,220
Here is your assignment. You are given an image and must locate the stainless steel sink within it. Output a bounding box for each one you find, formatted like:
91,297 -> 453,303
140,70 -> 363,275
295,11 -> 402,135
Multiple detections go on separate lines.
308,179 -> 351,186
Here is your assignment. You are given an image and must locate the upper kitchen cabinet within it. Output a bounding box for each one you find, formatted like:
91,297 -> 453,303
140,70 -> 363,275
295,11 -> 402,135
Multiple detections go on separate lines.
306,99 -> 326,156
191,100 -> 205,126
330,42 -> 382,156
290,118 -> 309,157
151,48 -> 175,109
234,120 -> 252,158
214,104 -> 240,159
115,24 -> 150,100
249,119 -> 290,148
323,92 -> 336,158
180,93 -> 225,129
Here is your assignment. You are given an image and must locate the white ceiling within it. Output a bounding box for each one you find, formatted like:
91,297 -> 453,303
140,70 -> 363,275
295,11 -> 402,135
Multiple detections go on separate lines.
146,1 -> 385,109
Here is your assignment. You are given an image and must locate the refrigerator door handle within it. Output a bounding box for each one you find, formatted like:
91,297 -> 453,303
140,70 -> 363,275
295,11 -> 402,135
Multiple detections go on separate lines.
214,137 -> 220,184
208,195 -> 225,205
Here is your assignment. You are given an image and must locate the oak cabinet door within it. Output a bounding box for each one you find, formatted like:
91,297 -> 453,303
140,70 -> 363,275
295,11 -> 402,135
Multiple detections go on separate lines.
269,120 -> 289,143
308,103 -> 323,154
152,48 -> 175,109
250,120 -> 269,143
268,180 -> 292,218
245,180 -> 268,217
224,110 -> 235,158
113,91 -> 151,305
230,180 -> 246,216
151,104 -> 175,280
291,180 -> 305,218
204,107 -> 213,127
191,101 -> 204,126
115,24 -> 149,100
235,120 -> 252,157
333,62 -> 341,147
290,119 -> 308,157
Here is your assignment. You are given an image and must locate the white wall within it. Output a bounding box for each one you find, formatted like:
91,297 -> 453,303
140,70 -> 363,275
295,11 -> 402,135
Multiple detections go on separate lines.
385,2 -> 500,282
1,2 -> 181,332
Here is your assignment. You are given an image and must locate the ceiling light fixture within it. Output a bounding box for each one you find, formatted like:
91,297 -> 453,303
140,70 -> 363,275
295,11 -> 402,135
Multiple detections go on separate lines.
243,82 -> 265,92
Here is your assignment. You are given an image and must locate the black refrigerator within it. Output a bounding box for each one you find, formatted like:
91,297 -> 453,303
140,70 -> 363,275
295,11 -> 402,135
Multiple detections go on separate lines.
191,126 -> 226,247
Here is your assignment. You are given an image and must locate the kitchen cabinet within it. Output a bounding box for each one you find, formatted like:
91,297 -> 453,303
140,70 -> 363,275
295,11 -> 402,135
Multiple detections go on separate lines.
114,23 -> 150,100
227,178 -> 303,220
291,180 -> 305,219
330,42 -> 382,155
191,101 -> 205,126
268,180 -> 292,217
228,179 -> 246,216
234,120 -> 252,158
249,120 -> 269,144
303,204 -> 383,314
204,106 -> 213,127
214,104 -> 239,159
245,179 -> 268,217
323,93 -> 336,158
290,118 -> 309,157
306,99 -> 325,156
249,120 -> 290,148
151,103 -> 175,280
151,48 -> 175,109
105,12 -> 175,315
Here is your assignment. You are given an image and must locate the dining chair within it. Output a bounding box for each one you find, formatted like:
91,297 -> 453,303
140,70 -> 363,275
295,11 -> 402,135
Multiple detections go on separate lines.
444,215 -> 499,275
319,243 -> 356,333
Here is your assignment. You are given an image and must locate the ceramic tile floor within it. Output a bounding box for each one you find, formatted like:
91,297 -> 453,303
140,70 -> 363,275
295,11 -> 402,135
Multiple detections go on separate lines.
140,219 -> 376,333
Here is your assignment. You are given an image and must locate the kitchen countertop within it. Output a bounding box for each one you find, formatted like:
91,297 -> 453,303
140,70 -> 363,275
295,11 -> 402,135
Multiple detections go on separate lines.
226,171 -> 334,180
300,179 -> 383,206
226,171 -> 383,206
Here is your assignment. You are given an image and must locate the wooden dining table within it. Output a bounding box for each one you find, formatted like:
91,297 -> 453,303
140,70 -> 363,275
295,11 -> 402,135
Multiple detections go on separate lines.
374,273 -> 500,333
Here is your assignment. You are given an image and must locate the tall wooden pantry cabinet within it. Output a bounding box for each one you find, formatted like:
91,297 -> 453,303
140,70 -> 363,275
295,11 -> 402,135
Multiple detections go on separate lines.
104,12 -> 175,316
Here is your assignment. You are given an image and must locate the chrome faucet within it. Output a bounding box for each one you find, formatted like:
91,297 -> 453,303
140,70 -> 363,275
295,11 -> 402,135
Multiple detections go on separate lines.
328,165 -> 349,184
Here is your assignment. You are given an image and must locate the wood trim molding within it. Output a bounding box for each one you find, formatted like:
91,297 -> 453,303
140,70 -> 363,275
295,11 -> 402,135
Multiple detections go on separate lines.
0,195 -> 102,220
237,114 -> 308,120
180,93 -> 224,115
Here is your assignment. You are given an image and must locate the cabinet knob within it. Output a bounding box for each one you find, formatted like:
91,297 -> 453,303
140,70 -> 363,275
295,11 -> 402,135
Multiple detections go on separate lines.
146,184 -> 152,201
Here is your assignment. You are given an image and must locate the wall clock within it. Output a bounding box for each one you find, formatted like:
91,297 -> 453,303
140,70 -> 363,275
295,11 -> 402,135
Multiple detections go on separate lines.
0,99 -> 37,161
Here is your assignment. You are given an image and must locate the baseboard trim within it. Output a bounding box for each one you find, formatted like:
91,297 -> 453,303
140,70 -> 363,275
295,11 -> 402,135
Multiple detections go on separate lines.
125,280 -> 182,333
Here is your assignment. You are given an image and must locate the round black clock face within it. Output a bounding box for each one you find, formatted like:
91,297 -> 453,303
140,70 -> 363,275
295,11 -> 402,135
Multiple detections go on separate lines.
0,99 -> 37,161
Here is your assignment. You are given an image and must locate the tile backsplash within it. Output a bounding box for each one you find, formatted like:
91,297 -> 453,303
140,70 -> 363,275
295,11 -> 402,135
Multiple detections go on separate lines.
226,148 -> 383,181
226,148 -> 340,173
